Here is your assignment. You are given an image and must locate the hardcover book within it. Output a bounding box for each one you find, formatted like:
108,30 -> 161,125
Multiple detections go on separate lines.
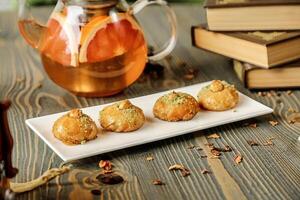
192,25 -> 300,68
204,0 -> 300,31
233,60 -> 300,89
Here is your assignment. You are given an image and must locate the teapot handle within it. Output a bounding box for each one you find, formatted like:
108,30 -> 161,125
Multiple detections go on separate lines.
130,0 -> 177,61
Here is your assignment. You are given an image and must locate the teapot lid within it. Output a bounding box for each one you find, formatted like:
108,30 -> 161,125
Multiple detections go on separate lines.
67,0 -> 118,8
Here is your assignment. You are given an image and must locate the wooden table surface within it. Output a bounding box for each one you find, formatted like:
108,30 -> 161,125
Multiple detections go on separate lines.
1,4 -> 300,200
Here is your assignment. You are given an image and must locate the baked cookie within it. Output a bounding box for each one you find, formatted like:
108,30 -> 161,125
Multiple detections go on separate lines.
52,109 -> 98,145
153,91 -> 199,122
197,80 -> 239,111
99,100 -> 145,132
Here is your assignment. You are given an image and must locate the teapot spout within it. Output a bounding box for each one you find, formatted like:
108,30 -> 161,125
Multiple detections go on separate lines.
18,19 -> 45,49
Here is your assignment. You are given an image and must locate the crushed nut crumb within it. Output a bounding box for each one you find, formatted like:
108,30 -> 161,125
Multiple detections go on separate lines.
205,143 -> 214,149
288,119 -> 296,124
196,147 -> 203,151
184,74 -> 195,80
288,107 -> 296,113
146,156 -> 154,161
223,145 -> 232,152
287,90 -> 293,95
207,133 -> 220,139
247,140 -> 259,146
152,179 -> 165,185
234,155 -> 243,164
211,149 -> 221,156
248,123 -> 258,128
169,164 -> 190,177
99,160 -> 112,171
269,120 -> 279,126
209,155 -> 220,159
263,139 -> 274,146
201,169 -> 210,174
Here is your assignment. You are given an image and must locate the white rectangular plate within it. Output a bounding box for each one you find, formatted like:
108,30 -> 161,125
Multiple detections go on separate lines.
26,82 -> 273,161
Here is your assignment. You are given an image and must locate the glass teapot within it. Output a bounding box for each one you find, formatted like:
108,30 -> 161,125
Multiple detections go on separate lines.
18,0 -> 177,97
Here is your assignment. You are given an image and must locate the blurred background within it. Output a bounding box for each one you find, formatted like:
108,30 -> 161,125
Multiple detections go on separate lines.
25,0 -> 203,5
0,0 -> 203,39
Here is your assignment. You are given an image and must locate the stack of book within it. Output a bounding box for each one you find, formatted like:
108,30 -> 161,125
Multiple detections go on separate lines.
192,0 -> 300,89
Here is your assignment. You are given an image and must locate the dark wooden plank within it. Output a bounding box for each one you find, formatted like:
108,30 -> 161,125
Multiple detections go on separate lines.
0,3 -> 299,200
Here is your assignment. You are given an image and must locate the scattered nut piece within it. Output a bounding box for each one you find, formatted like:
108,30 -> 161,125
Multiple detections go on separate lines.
211,149 -> 221,156
201,169 -> 210,174
196,147 -> 203,151
146,156 -> 154,161
223,145 -> 232,152
183,68 -> 198,80
211,145 -> 232,153
247,140 -> 259,146
248,123 -> 258,128
288,119 -> 296,124
269,120 -> 279,126
207,133 -> 220,139
209,155 -> 220,159
287,90 -> 293,95
263,139 -> 274,146
168,164 -> 190,177
181,170 -> 190,177
99,160 -> 112,171
184,74 -> 195,80
288,107 -> 296,113
152,179 -> 165,185
234,155 -> 243,164
205,143 -> 214,149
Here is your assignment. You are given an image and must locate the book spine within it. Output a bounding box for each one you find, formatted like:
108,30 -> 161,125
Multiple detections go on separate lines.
233,60 -> 248,88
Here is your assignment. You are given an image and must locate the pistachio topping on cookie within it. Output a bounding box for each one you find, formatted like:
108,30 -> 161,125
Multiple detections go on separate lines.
69,109 -> 83,118
100,100 -> 145,132
198,80 -> 239,111
117,100 -> 132,110
153,91 -> 199,122
52,109 -> 98,145
210,80 -> 224,92
161,91 -> 190,105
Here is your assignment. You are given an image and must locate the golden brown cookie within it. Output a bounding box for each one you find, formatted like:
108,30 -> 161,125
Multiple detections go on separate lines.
99,100 -> 145,132
52,109 -> 98,145
197,80 -> 239,111
153,91 -> 199,122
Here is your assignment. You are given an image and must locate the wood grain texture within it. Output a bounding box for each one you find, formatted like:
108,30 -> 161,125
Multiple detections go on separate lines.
0,4 -> 299,200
